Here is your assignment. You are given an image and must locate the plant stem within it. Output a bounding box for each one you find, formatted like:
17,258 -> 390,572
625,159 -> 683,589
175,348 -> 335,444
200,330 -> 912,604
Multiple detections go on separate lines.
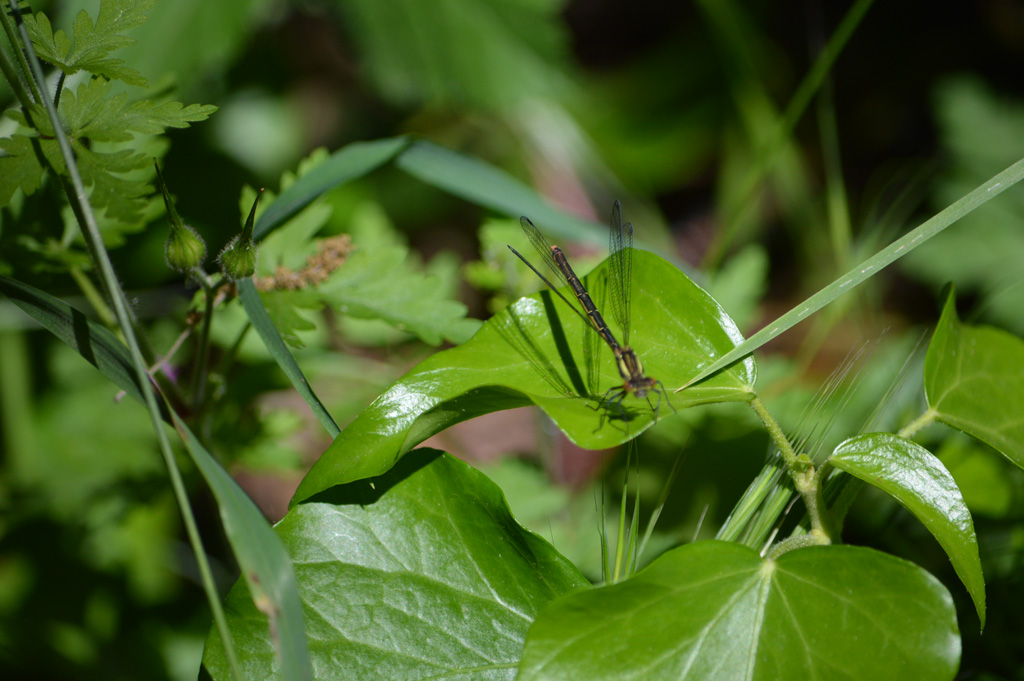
68,265 -> 117,327
190,272 -> 216,409
899,408 -> 936,439
749,397 -> 832,546
6,5 -> 242,680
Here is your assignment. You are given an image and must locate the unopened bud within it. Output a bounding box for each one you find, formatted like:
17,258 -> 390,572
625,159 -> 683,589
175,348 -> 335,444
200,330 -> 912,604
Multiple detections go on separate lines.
155,161 -> 206,273
217,235 -> 258,280
165,222 -> 207,273
217,188 -> 264,281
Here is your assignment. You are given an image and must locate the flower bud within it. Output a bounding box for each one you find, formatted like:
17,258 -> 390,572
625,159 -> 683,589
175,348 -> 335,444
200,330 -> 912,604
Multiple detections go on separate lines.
217,235 -> 257,280
165,222 -> 207,273
155,162 -> 206,273
217,189 -> 264,281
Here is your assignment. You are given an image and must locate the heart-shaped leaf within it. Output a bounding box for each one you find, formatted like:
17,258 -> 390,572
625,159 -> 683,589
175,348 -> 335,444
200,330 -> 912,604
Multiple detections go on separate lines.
830,432 -> 984,628
518,541 -> 959,681
293,249 -> 755,503
203,450 -> 589,680
925,284 -> 1024,467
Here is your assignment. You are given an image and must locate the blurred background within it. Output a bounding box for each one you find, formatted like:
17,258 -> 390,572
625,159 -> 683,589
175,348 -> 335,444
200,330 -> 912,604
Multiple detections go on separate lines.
2,0 -> 1024,678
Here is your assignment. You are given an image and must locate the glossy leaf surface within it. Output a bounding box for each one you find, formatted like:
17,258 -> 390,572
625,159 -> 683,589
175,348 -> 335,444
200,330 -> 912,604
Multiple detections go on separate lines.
294,249 -> 755,502
518,542 -> 959,681
925,285 -> 1024,467
204,450 -> 589,680
830,432 -> 985,627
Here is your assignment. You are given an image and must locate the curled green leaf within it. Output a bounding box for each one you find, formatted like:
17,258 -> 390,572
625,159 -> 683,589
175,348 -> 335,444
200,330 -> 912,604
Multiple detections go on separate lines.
830,432 -> 984,628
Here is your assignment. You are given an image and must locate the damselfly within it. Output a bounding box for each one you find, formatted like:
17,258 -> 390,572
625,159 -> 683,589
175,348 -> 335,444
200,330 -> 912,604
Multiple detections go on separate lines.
508,201 -> 673,422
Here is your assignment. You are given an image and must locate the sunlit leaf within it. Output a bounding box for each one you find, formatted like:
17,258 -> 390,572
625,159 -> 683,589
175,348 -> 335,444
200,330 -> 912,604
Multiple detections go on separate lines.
519,542 -> 959,681
203,450 -> 589,680
830,432 -> 984,627
925,285 -> 1024,467
293,248 -> 755,503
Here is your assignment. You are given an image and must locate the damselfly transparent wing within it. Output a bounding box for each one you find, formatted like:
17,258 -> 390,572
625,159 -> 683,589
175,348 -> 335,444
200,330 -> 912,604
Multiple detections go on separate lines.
606,200 -> 635,346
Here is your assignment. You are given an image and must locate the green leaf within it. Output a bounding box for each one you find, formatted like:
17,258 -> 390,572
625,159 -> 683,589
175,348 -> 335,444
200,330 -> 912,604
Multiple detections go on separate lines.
61,79 -> 216,142
254,138 -> 411,240
925,285 -> 1024,467
238,279 -> 340,438
396,140 -> 606,248
0,275 -> 313,680
293,248 -> 755,503
317,232 -> 479,346
0,135 -> 53,207
518,542 -> 960,681
203,450 -> 589,680
173,415 -> 312,681
26,0 -> 154,85
0,276 -> 163,416
339,0 -> 571,108
0,80 -> 213,227
830,432 -> 984,628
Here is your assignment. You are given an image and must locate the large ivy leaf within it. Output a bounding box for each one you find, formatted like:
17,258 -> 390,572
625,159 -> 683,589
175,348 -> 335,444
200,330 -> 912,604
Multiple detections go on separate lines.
203,450 -> 589,680
293,248 -> 755,503
339,0 -> 572,108
519,542 -> 960,681
925,285 -> 1024,467
830,433 -> 984,628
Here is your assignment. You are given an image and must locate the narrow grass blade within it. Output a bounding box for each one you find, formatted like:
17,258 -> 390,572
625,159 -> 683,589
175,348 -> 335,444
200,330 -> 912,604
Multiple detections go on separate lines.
683,156 -> 1024,388
396,139 -> 605,246
254,137 -> 411,240
238,279 -> 340,437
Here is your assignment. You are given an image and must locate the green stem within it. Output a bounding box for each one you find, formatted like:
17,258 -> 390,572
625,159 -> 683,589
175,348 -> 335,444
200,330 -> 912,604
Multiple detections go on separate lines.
6,6 -> 242,680
899,408 -> 936,439
0,4 -> 42,106
68,265 -> 117,327
612,470 -> 629,583
749,397 -> 832,546
190,272 -> 216,408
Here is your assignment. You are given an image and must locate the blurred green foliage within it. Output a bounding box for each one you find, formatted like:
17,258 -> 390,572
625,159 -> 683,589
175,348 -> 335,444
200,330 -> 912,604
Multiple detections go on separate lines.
3,0 -> 1024,678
